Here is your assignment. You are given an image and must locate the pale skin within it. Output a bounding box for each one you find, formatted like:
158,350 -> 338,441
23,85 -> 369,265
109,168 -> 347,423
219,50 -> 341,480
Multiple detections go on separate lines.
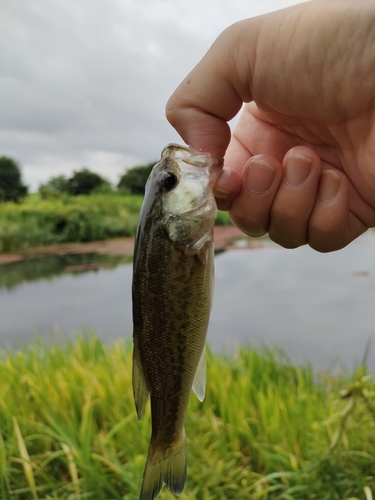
166,0 -> 375,252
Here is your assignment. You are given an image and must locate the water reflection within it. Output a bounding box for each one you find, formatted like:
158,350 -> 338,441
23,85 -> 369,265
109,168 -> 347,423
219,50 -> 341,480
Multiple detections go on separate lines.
0,253 -> 131,290
0,261 -> 133,347
0,232 -> 374,371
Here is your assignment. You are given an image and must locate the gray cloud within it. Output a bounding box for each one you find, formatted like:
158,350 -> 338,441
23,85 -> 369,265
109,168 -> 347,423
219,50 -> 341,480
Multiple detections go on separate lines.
1,0 -> 303,190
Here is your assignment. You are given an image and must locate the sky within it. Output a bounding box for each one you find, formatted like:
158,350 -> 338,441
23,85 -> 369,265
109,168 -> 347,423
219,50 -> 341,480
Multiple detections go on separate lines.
1,0 -> 305,191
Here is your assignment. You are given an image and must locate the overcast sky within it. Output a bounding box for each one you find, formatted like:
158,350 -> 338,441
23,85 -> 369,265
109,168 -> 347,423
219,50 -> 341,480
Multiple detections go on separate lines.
1,0 -> 305,191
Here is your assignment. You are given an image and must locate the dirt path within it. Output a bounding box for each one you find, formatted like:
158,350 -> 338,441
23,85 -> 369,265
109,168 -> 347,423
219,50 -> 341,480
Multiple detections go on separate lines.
0,226 -> 266,265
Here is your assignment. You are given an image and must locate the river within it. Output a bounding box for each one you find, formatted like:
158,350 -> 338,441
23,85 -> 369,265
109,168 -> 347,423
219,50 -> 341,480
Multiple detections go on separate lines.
0,232 -> 374,371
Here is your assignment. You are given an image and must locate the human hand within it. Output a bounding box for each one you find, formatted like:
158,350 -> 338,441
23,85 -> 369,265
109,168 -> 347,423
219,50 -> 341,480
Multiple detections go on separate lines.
166,0 -> 375,252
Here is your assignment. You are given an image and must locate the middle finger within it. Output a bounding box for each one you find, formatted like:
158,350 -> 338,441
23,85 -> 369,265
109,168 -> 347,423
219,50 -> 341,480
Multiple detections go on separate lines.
268,147 -> 322,248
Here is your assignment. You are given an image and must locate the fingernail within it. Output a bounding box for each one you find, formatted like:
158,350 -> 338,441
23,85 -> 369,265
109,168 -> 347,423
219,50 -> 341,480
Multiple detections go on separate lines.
285,154 -> 312,187
246,160 -> 276,194
319,170 -> 340,202
213,168 -> 232,199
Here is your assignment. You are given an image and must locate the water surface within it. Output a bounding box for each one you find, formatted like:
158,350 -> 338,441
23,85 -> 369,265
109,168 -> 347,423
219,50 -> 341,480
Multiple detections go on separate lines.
1,233 -> 374,371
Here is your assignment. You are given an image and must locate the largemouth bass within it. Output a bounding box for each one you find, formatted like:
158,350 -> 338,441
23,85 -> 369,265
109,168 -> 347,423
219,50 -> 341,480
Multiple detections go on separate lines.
132,143 -> 221,500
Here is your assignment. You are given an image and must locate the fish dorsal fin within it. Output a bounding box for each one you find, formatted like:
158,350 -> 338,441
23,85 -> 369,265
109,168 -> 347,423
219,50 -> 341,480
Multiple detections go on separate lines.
192,345 -> 206,402
132,341 -> 150,421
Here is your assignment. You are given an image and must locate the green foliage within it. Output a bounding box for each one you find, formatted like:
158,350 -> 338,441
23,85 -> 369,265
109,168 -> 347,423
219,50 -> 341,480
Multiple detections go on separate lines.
66,168 -> 110,196
0,194 -> 143,252
0,192 -> 233,254
118,162 -> 156,195
38,175 -> 70,200
46,175 -> 70,193
0,156 -> 28,202
0,335 -> 374,499
39,172 -> 113,199
216,209 -> 231,225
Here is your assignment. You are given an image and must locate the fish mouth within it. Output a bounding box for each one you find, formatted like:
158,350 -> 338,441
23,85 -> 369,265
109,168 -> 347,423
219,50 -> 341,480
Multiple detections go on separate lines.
162,143 -> 209,167
162,143 -> 223,180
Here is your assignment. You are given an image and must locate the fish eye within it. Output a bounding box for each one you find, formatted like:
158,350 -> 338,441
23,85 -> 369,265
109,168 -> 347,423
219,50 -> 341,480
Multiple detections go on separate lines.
161,172 -> 178,191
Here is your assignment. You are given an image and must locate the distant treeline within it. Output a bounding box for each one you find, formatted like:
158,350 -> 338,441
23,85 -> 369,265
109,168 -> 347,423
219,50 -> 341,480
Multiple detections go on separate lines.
0,154 -> 156,203
39,162 -> 156,199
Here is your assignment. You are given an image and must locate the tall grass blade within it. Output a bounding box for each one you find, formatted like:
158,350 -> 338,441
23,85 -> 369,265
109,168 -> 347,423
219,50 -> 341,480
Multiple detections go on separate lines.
360,339 -> 372,369
0,434 -> 11,500
364,486 -> 374,500
12,416 -> 38,500
61,443 -> 80,497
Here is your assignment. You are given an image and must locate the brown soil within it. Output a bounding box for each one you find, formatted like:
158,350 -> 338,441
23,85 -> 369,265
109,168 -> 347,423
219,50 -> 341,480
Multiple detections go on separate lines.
0,226 -> 267,265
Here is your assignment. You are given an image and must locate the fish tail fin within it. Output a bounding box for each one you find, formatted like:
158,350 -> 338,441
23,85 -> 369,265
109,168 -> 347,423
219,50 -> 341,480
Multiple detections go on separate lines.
140,432 -> 187,500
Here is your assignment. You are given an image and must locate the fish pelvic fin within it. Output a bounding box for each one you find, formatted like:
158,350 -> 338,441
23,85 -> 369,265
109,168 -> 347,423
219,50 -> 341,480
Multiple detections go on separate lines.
192,345 -> 206,402
132,342 -> 149,421
140,433 -> 187,500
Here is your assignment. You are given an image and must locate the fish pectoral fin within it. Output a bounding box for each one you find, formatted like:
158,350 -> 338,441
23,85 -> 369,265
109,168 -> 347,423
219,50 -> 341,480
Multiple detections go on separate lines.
132,344 -> 149,421
192,345 -> 206,402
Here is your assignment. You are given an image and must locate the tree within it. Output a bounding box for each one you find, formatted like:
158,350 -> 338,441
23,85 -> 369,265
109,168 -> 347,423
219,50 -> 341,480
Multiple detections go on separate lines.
46,175 -> 70,193
38,175 -> 70,199
117,162 -> 156,195
66,168 -> 110,196
0,156 -> 28,202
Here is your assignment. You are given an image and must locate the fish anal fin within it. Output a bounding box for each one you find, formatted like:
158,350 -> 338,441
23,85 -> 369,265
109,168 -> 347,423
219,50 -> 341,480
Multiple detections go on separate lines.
140,433 -> 187,500
192,345 -> 206,402
132,342 -> 149,421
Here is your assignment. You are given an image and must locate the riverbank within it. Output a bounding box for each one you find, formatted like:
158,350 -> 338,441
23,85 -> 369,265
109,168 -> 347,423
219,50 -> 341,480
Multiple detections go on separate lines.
0,225 -> 267,265
1,334 -> 374,499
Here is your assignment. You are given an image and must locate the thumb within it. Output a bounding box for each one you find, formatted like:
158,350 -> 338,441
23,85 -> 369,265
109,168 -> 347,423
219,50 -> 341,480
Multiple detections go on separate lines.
165,22 -> 254,158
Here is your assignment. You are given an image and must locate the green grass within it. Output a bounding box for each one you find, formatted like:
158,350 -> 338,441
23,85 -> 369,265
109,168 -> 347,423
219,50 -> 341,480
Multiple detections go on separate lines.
0,194 -> 231,253
1,335 -> 374,499
0,194 -> 143,253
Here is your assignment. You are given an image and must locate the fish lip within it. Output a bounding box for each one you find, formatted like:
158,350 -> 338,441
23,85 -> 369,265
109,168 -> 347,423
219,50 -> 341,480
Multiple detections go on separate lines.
161,143 -> 208,162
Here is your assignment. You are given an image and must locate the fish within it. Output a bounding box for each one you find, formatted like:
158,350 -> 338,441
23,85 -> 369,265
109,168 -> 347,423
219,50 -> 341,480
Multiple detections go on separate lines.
132,143 -> 222,500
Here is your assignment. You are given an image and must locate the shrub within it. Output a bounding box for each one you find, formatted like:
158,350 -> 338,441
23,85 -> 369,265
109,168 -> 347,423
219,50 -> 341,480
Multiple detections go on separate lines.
0,194 -> 142,252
